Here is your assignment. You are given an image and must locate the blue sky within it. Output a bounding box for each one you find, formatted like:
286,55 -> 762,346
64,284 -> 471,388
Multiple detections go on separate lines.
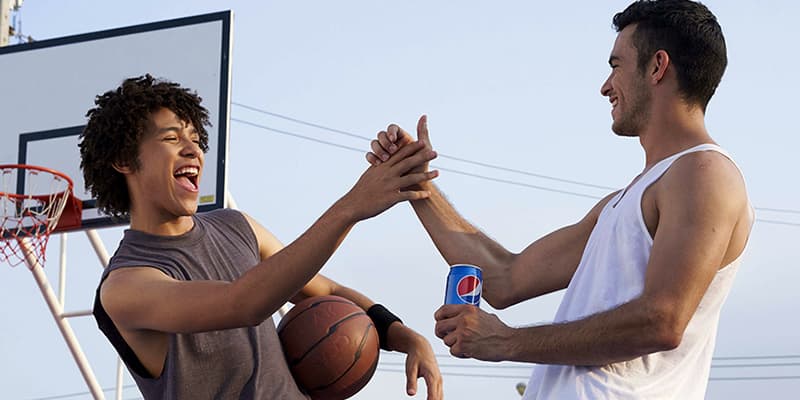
1,1 -> 798,399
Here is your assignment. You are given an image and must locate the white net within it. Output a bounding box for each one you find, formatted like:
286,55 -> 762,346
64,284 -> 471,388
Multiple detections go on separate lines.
0,165 -> 73,268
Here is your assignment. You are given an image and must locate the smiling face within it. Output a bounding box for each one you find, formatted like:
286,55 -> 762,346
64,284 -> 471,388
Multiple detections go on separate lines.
600,24 -> 652,137
124,107 -> 204,221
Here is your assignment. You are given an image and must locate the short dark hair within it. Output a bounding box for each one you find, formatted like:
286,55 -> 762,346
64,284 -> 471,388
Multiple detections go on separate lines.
613,0 -> 727,112
79,74 -> 210,217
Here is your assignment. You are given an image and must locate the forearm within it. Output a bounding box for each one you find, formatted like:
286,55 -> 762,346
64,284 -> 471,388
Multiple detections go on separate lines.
504,299 -> 679,366
410,182 -> 514,271
234,202 -> 357,324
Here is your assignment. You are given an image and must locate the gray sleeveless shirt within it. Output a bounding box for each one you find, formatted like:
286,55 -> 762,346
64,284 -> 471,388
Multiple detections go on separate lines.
93,209 -> 308,399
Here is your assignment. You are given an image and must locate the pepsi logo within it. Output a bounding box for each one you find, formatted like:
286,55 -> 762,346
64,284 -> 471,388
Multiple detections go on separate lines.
456,275 -> 482,305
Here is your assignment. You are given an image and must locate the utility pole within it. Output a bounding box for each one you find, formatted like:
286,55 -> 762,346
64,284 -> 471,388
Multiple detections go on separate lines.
1,0 -> 11,46
1,0 -> 24,46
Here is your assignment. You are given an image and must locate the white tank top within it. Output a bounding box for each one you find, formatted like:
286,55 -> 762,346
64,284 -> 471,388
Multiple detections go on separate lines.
523,144 -> 749,400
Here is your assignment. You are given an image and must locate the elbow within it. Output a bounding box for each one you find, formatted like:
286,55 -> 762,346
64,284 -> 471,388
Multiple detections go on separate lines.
644,307 -> 685,352
483,292 -> 512,310
229,285 -> 271,328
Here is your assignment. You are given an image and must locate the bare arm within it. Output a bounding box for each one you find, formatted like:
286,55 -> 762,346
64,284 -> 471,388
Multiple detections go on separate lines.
435,151 -> 752,365
369,115 -> 615,308
412,183 -> 616,308
100,141 -> 438,334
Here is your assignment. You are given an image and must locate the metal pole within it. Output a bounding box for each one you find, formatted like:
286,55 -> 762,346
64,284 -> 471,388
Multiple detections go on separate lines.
85,229 -> 110,267
226,190 -> 292,318
20,237 -> 105,399
0,0 -> 11,46
58,233 -> 67,305
84,229 -> 124,400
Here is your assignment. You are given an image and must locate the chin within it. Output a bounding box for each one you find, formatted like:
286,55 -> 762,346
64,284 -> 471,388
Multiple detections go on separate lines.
611,122 -> 640,137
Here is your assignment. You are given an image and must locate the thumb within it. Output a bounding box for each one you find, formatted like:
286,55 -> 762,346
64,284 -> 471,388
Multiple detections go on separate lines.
417,114 -> 431,147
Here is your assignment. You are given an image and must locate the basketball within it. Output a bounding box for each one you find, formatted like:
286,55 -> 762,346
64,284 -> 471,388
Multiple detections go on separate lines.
277,295 -> 380,400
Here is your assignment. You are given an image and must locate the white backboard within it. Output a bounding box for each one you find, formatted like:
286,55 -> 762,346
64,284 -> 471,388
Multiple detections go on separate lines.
0,11 -> 232,230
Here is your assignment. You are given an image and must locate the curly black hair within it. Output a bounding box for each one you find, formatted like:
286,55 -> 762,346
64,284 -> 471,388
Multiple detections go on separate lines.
79,74 -> 210,218
613,0 -> 727,112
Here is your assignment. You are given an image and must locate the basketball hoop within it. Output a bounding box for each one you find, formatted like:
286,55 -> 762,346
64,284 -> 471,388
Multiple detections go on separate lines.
0,164 -> 82,268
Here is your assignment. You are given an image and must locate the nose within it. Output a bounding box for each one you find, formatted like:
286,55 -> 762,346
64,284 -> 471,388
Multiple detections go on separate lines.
180,137 -> 201,159
600,74 -> 612,97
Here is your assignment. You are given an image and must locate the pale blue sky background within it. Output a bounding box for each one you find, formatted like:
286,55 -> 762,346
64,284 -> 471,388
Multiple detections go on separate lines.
1,1 -> 798,399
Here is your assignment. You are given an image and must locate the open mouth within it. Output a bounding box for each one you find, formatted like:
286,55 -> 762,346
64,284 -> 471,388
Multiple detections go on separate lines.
174,166 -> 200,192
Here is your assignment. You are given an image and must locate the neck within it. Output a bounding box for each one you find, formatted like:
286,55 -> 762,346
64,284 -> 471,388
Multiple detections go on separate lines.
637,101 -> 714,169
128,207 -> 195,236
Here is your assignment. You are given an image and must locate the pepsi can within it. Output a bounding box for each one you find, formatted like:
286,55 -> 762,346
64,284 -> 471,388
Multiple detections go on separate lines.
444,264 -> 483,306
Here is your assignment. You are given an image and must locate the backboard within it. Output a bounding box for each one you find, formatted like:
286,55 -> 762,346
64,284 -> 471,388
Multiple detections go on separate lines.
0,11 -> 232,231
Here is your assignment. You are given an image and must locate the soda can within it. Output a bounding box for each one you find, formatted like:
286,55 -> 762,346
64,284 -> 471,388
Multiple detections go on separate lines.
444,264 -> 483,306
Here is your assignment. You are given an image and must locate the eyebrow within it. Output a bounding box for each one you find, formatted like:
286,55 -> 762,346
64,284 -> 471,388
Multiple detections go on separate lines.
156,126 -> 183,135
608,55 -> 620,66
156,123 -> 197,135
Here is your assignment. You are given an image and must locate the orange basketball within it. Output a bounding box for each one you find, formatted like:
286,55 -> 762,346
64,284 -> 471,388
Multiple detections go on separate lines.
277,295 -> 380,400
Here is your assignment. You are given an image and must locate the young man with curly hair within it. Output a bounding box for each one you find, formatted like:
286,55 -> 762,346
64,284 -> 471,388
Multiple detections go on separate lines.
81,74 -> 443,399
367,1 -> 753,399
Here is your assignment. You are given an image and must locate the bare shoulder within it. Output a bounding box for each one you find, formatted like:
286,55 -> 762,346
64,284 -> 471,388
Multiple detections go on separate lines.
661,150 -> 748,203
99,267 -> 173,325
655,149 -> 753,238
238,210 -> 284,258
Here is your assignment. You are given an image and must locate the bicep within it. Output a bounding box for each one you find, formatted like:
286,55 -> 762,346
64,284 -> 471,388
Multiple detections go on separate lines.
100,267 -> 247,334
641,154 -> 747,328
241,212 -> 284,260
503,191 -> 618,306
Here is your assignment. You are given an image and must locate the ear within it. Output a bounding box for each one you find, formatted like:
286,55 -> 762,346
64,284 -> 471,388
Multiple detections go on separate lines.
650,50 -> 670,83
112,161 -> 132,174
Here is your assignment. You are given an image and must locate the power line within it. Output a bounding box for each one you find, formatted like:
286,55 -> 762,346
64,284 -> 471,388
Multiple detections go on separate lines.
229,118 -> 800,227
714,355 -> 800,361
712,362 -> 800,369
379,360 -> 800,370
29,384 -> 138,400
231,102 -> 800,216
377,367 -> 529,380
376,367 -> 800,382
709,375 -> 800,381
382,351 -> 800,364
232,102 -> 617,191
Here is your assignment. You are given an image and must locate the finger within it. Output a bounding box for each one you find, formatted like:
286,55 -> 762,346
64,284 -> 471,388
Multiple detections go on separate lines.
377,130 -> 398,155
442,331 -> 459,348
371,138 -> 390,162
384,140 -> 426,167
405,360 -> 418,396
424,370 -> 444,400
417,114 -> 431,147
434,304 -> 464,321
434,318 -> 458,339
396,189 -> 432,202
397,170 -> 439,188
390,147 -> 436,173
365,152 -> 381,166
388,123 -> 415,146
450,347 -> 470,359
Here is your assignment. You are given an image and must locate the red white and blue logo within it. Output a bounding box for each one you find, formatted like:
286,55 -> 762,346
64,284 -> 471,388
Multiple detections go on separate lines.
456,275 -> 482,305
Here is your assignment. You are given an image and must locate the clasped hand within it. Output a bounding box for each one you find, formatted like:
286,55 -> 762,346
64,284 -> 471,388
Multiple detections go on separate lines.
434,304 -> 514,362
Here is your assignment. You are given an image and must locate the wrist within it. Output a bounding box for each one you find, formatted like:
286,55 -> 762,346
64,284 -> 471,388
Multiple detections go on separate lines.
504,326 -> 524,362
385,322 -> 425,353
367,303 -> 403,350
327,196 -> 360,225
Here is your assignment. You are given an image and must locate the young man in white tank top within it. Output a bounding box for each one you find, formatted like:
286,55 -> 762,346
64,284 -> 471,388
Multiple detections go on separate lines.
367,0 -> 752,398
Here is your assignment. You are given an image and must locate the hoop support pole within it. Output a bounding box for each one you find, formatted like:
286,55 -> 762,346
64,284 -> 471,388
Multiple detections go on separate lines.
20,237 -> 105,399
85,229 -> 111,267
225,190 -> 289,317
60,309 -> 93,318
85,228 -> 124,400
59,233 -> 67,306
